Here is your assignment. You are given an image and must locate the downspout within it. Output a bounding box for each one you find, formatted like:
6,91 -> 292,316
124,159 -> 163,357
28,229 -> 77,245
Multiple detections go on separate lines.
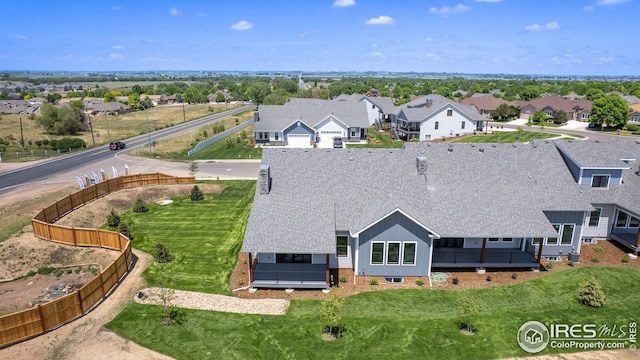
247,252 -> 252,286
428,235 -> 434,288
353,236 -> 359,287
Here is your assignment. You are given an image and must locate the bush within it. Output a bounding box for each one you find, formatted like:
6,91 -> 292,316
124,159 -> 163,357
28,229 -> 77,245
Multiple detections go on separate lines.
591,256 -> 600,263
37,266 -> 56,275
486,275 -> 492,282
190,185 -> 204,201
415,278 -> 425,286
624,123 -> 639,132
622,256 -> 630,263
545,262 -> 553,270
133,197 -> 148,213
369,278 -> 378,285
53,268 -> 64,277
107,209 -> 120,227
511,272 -> 518,279
118,222 -> 132,239
577,277 -> 606,308
339,275 -> 347,283
154,242 -> 174,263
452,277 -> 459,285
593,245 -> 604,253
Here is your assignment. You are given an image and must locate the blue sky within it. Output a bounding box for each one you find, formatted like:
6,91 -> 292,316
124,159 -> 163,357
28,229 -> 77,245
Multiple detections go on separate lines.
1,0 -> 636,75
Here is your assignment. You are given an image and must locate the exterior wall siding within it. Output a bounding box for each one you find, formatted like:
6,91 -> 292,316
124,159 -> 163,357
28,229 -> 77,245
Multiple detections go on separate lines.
312,254 -> 327,264
464,237 -> 523,249
558,151 -> 581,183
542,211 -> 585,256
419,106 -> 476,141
582,204 -> 615,239
580,169 -> 623,186
363,99 -> 381,125
257,253 -> 276,263
329,232 -> 353,269
357,211 -> 431,277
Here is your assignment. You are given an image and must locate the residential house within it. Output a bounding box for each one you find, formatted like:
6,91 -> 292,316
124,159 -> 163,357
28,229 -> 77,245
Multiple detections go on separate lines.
459,93 -> 508,118
0,100 -> 40,114
622,95 -> 640,106
253,98 -> 369,148
158,94 -> 177,104
394,95 -> 485,141
87,101 -> 131,115
513,95 -> 592,121
241,139 -> 640,289
333,93 -> 397,128
629,104 -> 640,124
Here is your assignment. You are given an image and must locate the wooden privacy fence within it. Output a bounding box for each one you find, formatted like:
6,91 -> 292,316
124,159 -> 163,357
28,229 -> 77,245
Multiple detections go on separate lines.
0,173 -> 194,348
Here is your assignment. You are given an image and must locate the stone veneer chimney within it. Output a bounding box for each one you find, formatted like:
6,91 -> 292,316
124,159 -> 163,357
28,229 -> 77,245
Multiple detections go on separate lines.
259,164 -> 271,194
416,156 -> 427,175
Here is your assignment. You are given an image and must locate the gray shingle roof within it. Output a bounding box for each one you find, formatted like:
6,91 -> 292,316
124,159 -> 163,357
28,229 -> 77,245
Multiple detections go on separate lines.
400,95 -> 484,121
554,139 -> 637,168
242,141 -> 596,254
253,98 -> 369,132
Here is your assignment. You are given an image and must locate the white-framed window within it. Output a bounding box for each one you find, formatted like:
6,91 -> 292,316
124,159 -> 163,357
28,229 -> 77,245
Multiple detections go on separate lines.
630,216 -> 640,228
588,208 -> 602,227
275,132 -> 279,141
447,109 -> 453,116
532,238 -> 543,245
434,121 -> 439,130
336,236 -> 348,257
387,242 -> 401,265
351,129 -> 356,137
502,237 -> 513,243
546,224 -> 560,245
615,210 -> 629,228
403,242 -> 417,265
561,224 -> 575,245
488,237 -> 499,242
258,132 -> 263,140
461,122 -> 465,130
371,242 -> 384,265
591,175 -> 610,188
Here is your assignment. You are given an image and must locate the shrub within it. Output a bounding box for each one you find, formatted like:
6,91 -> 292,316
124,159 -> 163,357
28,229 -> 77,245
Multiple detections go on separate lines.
107,209 -> 120,227
511,272 -> 518,280
622,256 -> 630,263
369,278 -> 378,285
593,245 -> 604,253
568,261 -> 574,267
133,197 -> 148,213
416,278 -> 425,287
118,222 -> 132,239
37,266 -> 56,275
624,123 -> 639,132
154,242 -> 174,263
452,277 -> 459,285
545,262 -> 553,270
591,256 -> 600,263
486,275 -> 492,282
26,270 -> 36,277
577,277 -> 606,308
190,185 -> 204,201
53,268 -> 64,277
339,275 -> 347,283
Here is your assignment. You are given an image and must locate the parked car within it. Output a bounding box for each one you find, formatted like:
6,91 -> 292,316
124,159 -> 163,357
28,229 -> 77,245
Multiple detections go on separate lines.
109,141 -> 126,150
333,137 -> 343,149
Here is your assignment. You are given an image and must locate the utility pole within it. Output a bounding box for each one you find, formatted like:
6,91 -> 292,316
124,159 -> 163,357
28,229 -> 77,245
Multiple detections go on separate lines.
182,101 -> 186,123
19,116 -> 24,148
88,115 -> 96,147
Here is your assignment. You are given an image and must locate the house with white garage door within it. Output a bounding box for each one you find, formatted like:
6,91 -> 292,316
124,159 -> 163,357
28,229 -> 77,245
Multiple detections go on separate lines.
253,98 -> 369,148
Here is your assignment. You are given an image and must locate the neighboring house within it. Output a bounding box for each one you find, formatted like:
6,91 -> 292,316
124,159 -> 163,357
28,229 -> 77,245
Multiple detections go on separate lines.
459,93 -> 508,118
394,95 -> 485,141
207,90 -> 231,103
629,104 -> 640,124
513,95 -> 592,121
158,94 -> 176,104
0,100 -> 40,114
87,101 -> 131,115
622,95 -> 640,106
242,139 -> 640,289
253,98 -> 369,148
333,93 -> 397,127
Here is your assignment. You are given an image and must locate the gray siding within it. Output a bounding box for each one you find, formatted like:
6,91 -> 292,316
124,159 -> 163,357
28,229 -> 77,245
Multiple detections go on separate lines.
580,169 -> 623,186
582,204 -> 615,239
559,151 -> 581,183
542,211 -> 585,256
283,121 -> 316,141
357,211 -> 431,277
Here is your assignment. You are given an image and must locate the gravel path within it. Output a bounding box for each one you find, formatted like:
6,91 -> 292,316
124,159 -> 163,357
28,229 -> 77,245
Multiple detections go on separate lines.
133,287 -> 290,315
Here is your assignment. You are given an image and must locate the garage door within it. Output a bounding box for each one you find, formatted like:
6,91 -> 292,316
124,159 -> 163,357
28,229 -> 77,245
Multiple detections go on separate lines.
318,131 -> 342,148
288,134 -> 311,148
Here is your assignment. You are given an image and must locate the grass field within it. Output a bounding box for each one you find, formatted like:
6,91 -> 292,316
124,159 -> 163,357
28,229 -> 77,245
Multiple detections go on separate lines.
0,103 -> 237,162
456,130 -> 561,143
347,127 -> 404,148
106,267 -> 639,359
120,181 -> 255,294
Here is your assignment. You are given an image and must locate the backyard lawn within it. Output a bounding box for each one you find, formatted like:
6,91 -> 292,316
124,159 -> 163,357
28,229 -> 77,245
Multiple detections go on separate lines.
456,130 -> 562,143
121,181 -> 255,294
106,267 -> 639,359
347,127 -> 404,148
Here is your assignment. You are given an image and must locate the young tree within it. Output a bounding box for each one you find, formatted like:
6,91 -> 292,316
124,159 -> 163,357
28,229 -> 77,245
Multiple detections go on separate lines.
107,209 -> 120,227
118,222 -> 132,239
103,91 -> 117,103
530,110 -> 547,125
591,94 -> 629,128
133,197 -> 148,213
215,92 -> 226,103
189,185 -> 204,201
577,277 -> 607,308
321,290 -> 344,338
458,290 -> 481,333
188,161 -> 199,177
553,109 -> 568,124
128,93 -> 141,110
154,242 -> 174,263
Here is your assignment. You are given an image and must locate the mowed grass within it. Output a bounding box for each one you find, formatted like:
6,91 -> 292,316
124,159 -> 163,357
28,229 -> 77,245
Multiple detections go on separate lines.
347,127 -> 404,148
121,181 -> 255,294
456,130 -> 560,143
106,267 -> 640,360
188,124 -> 263,160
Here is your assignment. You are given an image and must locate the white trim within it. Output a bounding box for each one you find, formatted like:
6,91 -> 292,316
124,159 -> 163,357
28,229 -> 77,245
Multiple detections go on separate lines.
545,223 -> 561,245
427,236 -> 434,287
587,207 -> 602,227
353,236 -> 359,286
402,241 -> 418,266
386,242 -> 401,265
560,223 -> 576,245
370,241 -> 385,265
351,208 -> 441,238
590,174 -> 610,188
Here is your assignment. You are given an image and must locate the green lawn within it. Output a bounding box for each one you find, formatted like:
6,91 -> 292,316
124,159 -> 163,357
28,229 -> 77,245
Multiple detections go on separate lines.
188,126 -> 262,160
347,127 -> 404,148
106,267 -> 639,359
457,130 -> 560,143
121,181 -> 255,294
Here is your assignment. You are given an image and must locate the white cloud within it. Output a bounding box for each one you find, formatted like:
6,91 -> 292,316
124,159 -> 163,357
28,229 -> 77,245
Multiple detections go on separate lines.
597,0 -> 631,5
112,45 -> 124,50
428,4 -> 471,16
110,53 -> 124,60
322,50 -> 329,55
8,34 -> 28,40
140,57 -> 163,62
197,12 -> 207,17
333,0 -> 356,7
475,0 -> 502,2
269,48 -> 276,52
583,5 -> 594,10
371,52 -> 384,57
598,56 -> 614,62
231,20 -> 253,30
424,37 -> 433,42
525,21 -> 560,31
169,8 -> 180,16
111,6 -> 121,11
364,16 -> 395,25
426,53 -> 441,60
370,43 -> 378,48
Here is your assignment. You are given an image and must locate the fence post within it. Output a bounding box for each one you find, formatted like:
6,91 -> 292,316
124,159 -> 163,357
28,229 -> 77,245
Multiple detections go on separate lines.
37,304 -> 46,334
71,227 -> 77,246
77,291 -> 85,315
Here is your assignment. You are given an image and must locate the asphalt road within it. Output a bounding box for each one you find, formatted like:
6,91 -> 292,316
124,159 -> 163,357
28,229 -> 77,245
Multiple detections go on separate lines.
0,105 -> 255,195
491,121 -> 624,141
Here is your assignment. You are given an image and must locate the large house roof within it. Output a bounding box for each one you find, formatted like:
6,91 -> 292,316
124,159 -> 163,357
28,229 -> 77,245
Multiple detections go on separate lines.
459,94 -> 508,111
512,95 -> 591,113
253,98 -> 369,132
399,95 -> 484,121
333,93 -> 398,114
242,141 -> 599,254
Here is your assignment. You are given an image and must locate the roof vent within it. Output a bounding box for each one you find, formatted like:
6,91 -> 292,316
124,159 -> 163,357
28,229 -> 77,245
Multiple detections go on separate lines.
471,143 -> 476,147
448,145 -> 453,152
479,148 -> 485,153
416,155 -> 427,175
349,156 -> 354,161
258,165 -> 271,195
492,144 -> 497,147
635,139 -> 640,144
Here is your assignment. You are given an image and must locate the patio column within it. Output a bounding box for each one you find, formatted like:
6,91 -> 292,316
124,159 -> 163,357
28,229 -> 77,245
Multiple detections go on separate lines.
326,254 -> 330,284
537,241 -> 544,263
247,253 -> 253,283
635,228 -> 640,256
480,238 -> 487,263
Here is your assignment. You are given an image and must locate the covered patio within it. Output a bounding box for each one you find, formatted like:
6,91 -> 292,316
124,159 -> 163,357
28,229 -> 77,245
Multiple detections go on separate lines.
432,248 -> 539,268
250,263 -> 329,289
610,229 -> 640,254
